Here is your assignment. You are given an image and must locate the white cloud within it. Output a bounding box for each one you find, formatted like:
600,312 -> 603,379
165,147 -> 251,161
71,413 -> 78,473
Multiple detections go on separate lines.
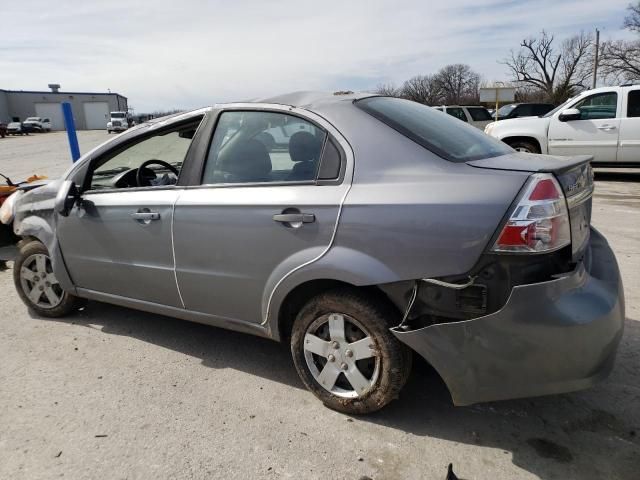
0,0 -> 633,111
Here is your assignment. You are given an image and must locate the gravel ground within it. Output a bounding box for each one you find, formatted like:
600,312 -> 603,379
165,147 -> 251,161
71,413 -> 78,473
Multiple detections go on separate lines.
0,132 -> 639,480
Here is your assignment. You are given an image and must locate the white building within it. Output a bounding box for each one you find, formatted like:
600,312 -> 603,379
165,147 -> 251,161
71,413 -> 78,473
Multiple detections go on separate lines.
0,85 -> 128,130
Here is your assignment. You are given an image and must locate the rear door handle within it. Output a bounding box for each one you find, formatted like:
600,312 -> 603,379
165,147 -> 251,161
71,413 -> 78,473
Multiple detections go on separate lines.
273,213 -> 315,224
597,125 -> 616,131
131,211 -> 160,222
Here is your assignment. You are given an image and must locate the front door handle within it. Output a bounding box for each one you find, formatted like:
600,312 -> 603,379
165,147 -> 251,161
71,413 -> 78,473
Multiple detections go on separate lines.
597,125 -> 616,131
273,213 -> 315,224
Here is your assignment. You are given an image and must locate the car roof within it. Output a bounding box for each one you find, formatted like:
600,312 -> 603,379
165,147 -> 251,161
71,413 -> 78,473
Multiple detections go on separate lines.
252,91 -> 375,109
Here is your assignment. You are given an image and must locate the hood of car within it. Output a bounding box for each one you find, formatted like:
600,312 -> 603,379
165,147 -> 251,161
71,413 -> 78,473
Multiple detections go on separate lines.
485,115 -> 551,140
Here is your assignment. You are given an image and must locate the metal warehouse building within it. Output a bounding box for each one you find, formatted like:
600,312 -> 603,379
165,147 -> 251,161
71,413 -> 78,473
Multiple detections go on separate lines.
0,85 -> 127,131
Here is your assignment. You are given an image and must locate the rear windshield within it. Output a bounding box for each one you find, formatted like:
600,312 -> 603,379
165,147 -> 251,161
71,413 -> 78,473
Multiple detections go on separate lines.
356,97 -> 512,162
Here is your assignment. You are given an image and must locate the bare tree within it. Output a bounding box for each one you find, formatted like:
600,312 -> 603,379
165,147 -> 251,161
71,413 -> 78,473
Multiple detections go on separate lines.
434,64 -> 480,104
505,31 -> 593,103
600,40 -> 640,81
600,3 -> 640,82
624,1 -> 640,32
374,83 -> 401,96
399,75 -> 443,105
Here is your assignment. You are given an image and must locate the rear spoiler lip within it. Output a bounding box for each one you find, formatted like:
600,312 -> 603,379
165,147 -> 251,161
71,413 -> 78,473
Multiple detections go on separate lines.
466,153 -> 593,175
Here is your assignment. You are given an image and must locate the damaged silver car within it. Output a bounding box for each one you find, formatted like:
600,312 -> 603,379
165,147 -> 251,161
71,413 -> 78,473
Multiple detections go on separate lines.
3,92 -> 625,414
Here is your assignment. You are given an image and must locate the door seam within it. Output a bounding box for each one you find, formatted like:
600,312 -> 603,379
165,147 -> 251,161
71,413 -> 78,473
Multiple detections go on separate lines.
171,190 -> 186,309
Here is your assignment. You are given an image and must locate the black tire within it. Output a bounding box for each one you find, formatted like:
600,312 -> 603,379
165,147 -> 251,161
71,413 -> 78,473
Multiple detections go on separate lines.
508,139 -> 540,154
291,288 -> 412,414
13,240 -> 82,318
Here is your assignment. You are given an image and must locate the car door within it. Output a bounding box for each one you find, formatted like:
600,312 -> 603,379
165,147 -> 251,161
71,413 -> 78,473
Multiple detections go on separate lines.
548,91 -> 621,162
619,88 -> 640,164
173,108 -> 349,324
57,118 -> 203,307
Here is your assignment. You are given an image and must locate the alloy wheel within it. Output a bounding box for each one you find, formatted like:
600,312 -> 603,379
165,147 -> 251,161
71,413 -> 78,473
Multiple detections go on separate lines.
19,253 -> 63,309
303,313 -> 380,398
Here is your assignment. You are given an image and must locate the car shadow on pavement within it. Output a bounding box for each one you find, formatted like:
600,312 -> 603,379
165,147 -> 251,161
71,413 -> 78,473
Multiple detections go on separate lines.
594,170 -> 640,182
30,302 -> 640,480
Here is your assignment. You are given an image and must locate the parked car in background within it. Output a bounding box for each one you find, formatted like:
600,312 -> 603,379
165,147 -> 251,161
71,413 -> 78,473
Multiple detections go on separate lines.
495,103 -> 555,120
23,117 -> 51,132
6,122 -> 35,135
485,84 -> 640,166
433,105 -> 493,130
1,92 -> 623,415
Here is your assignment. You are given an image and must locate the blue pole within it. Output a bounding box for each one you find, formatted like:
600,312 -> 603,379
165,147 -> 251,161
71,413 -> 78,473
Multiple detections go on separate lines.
62,102 -> 81,162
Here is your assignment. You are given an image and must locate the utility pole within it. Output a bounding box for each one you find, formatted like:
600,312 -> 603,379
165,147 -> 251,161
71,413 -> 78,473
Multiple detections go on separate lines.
592,28 -> 600,89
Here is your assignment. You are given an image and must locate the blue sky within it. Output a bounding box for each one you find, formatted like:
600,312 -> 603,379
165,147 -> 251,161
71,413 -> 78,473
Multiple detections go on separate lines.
0,0 -> 635,111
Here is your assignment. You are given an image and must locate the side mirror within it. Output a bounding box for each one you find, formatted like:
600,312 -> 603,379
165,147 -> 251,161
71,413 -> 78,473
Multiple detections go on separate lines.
558,108 -> 581,122
55,180 -> 79,217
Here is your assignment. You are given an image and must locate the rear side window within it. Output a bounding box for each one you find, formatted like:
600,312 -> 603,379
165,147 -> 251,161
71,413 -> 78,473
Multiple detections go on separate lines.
515,105 -> 533,117
203,111 -> 327,184
467,107 -> 492,121
446,107 -> 467,122
627,90 -> 640,117
356,97 -> 513,162
534,104 -> 553,115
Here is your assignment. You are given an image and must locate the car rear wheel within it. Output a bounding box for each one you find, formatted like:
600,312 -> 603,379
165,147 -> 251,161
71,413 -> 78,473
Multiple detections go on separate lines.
13,240 -> 82,317
508,139 -> 540,154
291,289 -> 412,414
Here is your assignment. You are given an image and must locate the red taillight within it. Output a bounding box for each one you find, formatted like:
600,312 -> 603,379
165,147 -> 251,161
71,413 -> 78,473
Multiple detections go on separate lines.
492,173 -> 570,253
528,178 -> 561,200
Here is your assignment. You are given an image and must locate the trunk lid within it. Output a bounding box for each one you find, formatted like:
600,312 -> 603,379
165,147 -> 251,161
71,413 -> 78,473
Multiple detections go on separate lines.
468,153 -> 594,260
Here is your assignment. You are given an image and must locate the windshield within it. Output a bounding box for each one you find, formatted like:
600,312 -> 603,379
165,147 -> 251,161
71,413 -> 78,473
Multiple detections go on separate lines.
497,104 -> 516,116
356,97 -> 513,162
542,95 -> 579,118
111,113 -> 126,118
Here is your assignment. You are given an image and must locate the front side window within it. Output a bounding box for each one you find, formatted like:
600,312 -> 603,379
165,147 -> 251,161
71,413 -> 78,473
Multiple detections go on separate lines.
573,92 -> 618,120
203,111 -> 326,184
356,97 -> 513,162
627,90 -> 640,117
89,120 -> 201,190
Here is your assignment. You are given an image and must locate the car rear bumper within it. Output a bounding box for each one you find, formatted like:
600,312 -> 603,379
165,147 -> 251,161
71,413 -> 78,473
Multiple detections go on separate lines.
391,227 -> 625,406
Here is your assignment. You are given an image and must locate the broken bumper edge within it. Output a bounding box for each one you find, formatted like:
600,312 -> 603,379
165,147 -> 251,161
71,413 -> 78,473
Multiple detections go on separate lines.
391,227 -> 625,406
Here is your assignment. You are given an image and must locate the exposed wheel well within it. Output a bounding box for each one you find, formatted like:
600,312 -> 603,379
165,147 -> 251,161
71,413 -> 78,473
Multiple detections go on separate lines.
277,279 -> 401,342
501,136 -> 541,152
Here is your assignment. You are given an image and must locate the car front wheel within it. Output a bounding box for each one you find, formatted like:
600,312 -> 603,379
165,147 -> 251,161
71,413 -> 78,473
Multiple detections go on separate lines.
13,241 -> 82,317
508,139 -> 540,154
291,289 -> 412,414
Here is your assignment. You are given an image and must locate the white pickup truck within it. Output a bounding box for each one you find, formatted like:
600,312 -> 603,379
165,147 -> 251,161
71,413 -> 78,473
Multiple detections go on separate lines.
485,84 -> 640,167
22,117 -> 51,132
